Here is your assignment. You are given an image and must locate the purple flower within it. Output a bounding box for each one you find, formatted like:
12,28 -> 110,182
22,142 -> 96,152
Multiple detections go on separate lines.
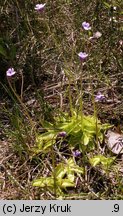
6,68 -> 16,77
78,52 -> 88,61
35,3 -> 46,12
73,150 -> 81,157
58,131 -> 67,138
89,31 -> 102,40
82,22 -> 91,30
95,92 -> 105,102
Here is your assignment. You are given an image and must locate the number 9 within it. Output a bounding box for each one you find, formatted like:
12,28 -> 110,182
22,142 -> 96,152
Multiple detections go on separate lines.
114,204 -> 119,212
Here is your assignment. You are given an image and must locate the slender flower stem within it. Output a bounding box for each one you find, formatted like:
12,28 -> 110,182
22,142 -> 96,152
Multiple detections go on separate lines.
20,70 -> 24,101
51,144 -> 57,198
7,78 -> 35,131
80,62 -> 84,127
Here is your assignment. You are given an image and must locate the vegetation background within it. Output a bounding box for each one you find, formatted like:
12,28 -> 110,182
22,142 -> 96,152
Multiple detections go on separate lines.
0,0 -> 123,199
